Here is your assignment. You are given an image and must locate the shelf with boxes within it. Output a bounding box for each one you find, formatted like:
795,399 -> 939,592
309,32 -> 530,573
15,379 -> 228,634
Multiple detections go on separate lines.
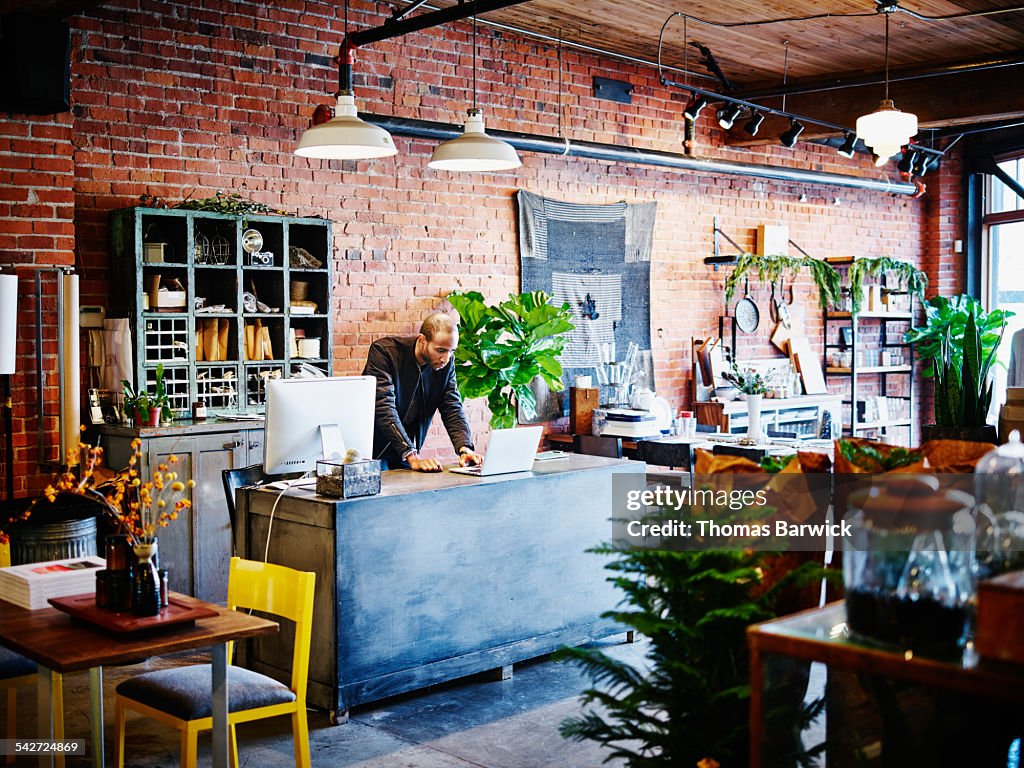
109,206 -> 334,416
822,257 -> 917,442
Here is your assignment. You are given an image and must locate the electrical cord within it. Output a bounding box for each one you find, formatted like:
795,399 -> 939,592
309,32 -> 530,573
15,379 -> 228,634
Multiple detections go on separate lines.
262,470 -> 314,563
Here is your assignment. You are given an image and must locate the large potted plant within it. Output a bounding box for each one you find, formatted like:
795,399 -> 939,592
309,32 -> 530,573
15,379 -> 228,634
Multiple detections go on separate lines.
905,295 -> 1012,443
447,290 -> 574,429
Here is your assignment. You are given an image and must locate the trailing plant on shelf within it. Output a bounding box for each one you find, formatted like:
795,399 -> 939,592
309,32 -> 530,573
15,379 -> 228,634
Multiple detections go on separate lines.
447,290 -> 574,429
723,253 -> 841,311
847,256 -> 928,315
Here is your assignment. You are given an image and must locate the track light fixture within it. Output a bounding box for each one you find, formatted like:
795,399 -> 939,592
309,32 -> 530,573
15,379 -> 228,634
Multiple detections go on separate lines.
779,119 -> 805,148
837,131 -> 858,158
897,148 -> 917,175
716,104 -> 742,130
684,94 -> 708,121
916,151 -> 937,176
743,111 -> 765,136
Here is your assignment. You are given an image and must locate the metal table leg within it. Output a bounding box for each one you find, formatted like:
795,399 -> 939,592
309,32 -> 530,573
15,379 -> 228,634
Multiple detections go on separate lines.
36,665 -> 53,768
211,643 -> 228,768
88,667 -> 104,767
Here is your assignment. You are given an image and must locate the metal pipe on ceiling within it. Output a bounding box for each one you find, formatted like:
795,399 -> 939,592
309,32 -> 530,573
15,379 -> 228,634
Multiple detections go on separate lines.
737,53 -> 1024,99
365,114 -> 918,195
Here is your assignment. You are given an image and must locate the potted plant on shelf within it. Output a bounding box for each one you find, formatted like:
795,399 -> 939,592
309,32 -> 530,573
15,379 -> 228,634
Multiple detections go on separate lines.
722,362 -> 773,440
121,364 -> 172,427
447,290 -> 574,429
905,295 -> 1012,443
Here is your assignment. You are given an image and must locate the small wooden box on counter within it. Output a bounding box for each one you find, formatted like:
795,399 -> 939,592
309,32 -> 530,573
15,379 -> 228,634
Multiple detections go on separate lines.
569,387 -> 600,435
976,569 -> 1024,664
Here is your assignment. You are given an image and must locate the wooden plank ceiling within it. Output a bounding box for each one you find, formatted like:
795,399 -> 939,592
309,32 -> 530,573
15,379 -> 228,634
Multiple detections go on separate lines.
5,0 -> 1024,141
383,0 -> 1024,142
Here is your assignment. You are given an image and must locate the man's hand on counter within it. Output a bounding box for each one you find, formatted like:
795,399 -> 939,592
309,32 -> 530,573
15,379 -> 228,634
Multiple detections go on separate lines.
407,453 -> 443,472
458,449 -> 484,467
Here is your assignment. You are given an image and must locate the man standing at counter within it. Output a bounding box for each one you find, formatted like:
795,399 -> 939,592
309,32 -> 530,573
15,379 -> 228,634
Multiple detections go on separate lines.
363,313 -> 484,472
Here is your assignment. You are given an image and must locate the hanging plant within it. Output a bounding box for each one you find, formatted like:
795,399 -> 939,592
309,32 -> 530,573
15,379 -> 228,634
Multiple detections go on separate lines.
847,257 -> 927,315
723,253 -> 841,311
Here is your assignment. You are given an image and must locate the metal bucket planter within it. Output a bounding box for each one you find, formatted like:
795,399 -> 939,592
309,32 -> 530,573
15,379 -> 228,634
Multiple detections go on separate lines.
7,492 -> 102,566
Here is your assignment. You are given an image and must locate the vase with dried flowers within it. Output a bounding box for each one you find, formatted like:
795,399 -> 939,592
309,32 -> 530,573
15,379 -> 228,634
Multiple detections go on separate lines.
3,438 -> 193,614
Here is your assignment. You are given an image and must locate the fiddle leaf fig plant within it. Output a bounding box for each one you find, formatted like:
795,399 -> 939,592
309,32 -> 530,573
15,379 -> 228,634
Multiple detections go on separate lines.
448,290 -> 575,429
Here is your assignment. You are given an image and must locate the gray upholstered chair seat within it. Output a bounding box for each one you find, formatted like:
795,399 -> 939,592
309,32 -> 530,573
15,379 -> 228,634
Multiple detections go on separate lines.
116,664 -> 295,720
0,646 -> 36,678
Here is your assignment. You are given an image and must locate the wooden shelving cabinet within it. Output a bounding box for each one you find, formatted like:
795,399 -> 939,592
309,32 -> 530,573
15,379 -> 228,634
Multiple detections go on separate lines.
108,206 -> 334,416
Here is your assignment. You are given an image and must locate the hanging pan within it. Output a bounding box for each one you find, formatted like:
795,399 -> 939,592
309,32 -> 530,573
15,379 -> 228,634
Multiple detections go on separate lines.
734,278 -> 759,334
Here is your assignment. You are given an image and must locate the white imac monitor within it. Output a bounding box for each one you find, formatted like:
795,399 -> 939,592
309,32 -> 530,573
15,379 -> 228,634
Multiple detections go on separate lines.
263,376 -> 376,474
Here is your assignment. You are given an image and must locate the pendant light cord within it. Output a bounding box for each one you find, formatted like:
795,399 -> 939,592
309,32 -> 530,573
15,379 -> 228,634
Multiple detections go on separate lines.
884,11 -> 890,101
781,40 -> 790,113
472,0 -> 478,111
558,30 -> 565,139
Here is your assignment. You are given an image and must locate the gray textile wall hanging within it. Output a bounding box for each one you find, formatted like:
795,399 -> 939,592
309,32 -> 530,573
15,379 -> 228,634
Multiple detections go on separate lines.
517,190 -> 656,422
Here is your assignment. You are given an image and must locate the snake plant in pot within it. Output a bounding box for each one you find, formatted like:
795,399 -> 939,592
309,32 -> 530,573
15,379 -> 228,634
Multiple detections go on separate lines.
905,296 -> 1011,443
448,290 -> 574,429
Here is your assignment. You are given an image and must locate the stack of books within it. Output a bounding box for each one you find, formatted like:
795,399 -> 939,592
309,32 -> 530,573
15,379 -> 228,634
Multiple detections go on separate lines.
598,408 -> 662,438
0,556 -> 106,610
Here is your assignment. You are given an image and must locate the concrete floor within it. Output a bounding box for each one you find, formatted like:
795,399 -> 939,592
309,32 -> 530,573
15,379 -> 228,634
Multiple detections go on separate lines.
14,633 -> 647,768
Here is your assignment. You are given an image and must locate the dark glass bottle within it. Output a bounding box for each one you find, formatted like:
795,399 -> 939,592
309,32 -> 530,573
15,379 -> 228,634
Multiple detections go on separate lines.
132,540 -> 161,616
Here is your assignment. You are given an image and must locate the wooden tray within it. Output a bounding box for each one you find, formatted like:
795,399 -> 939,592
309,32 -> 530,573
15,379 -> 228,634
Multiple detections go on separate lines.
48,593 -> 219,634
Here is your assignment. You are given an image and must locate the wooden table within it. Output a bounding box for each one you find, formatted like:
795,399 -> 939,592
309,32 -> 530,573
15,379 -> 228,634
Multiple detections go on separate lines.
0,593 -> 277,768
747,601 -> 1024,767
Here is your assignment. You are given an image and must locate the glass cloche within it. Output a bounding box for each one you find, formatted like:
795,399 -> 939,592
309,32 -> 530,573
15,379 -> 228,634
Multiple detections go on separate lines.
973,430 -> 1024,577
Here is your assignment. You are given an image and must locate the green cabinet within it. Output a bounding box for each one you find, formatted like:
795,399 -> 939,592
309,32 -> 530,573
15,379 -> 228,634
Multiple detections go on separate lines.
108,206 -> 333,416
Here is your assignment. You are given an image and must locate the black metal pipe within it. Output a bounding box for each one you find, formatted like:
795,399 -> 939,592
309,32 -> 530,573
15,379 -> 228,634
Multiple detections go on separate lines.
365,114 -> 918,195
737,54 -> 1024,100
349,0 -> 533,47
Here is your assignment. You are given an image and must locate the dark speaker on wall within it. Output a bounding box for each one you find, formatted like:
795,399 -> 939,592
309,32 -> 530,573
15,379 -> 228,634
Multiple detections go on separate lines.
0,13 -> 71,115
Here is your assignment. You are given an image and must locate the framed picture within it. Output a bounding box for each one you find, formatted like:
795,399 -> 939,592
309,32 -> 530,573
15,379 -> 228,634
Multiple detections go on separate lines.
840,326 -> 853,349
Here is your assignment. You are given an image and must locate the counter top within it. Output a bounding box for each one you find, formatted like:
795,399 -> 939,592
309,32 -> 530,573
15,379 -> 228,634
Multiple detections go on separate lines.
260,453 -> 641,504
96,417 -> 265,438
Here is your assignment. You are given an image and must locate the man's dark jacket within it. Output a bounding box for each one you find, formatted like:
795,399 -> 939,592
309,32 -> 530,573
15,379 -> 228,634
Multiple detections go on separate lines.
362,335 -> 473,468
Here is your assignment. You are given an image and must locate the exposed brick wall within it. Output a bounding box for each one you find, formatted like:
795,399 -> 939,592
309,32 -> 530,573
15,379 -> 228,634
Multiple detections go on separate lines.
0,108 -> 76,496
0,0 -> 964,492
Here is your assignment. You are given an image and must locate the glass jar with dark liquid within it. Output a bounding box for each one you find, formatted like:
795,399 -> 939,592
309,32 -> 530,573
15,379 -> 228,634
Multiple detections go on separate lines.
843,475 -> 975,652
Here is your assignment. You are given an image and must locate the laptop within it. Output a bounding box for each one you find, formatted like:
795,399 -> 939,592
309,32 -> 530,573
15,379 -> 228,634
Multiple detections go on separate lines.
448,426 -> 544,476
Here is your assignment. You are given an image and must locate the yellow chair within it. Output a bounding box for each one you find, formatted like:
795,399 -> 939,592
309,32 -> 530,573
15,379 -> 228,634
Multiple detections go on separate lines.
113,558 -> 316,768
0,543 -> 65,768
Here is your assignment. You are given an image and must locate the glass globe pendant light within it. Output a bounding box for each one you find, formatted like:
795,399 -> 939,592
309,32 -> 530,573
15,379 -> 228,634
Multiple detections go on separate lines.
856,11 -> 917,163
